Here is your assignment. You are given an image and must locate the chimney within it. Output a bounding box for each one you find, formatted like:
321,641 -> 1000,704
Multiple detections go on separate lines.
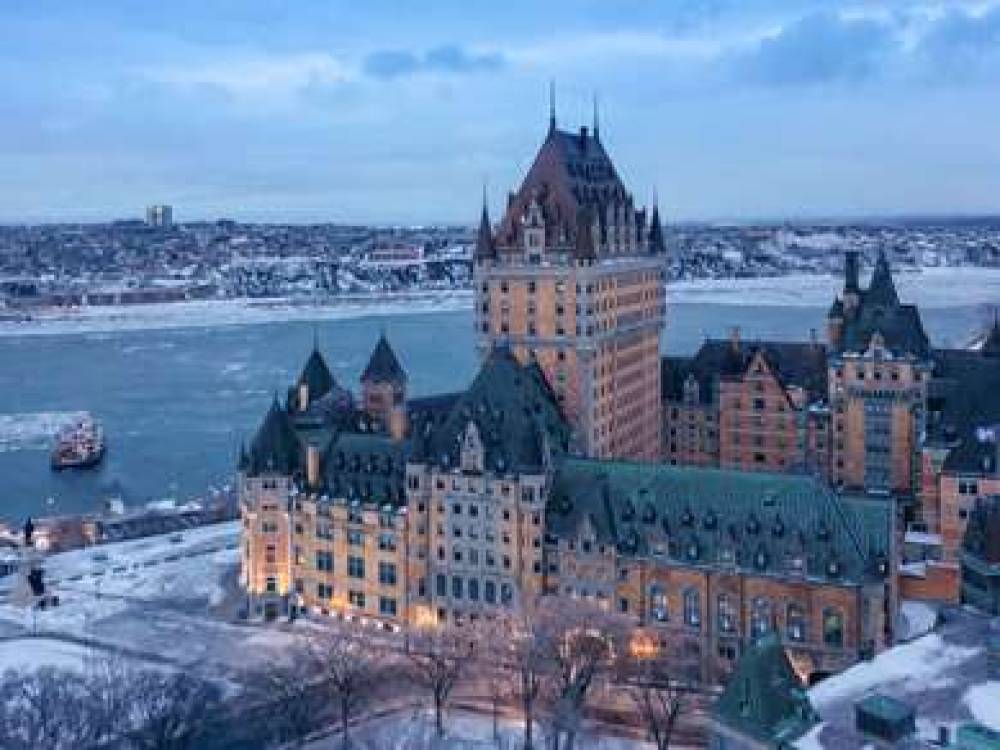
306,445 -> 320,489
810,328 -> 818,346
845,251 -> 860,293
389,405 -> 408,442
729,326 -> 741,353
579,126 -> 589,151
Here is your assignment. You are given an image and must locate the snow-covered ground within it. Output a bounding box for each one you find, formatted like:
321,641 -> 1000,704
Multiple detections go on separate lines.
2,267 -> 997,337
796,609 -> 1000,748
0,521 -> 289,680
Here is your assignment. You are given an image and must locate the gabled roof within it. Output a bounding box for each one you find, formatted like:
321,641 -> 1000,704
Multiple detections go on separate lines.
244,397 -> 302,476
494,124 -> 637,258
361,333 -> 407,385
834,252 -> 930,358
298,346 -> 335,399
548,459 -> 892,584
661,340 -> 828,405
412,347 -> 571,473
715,633 -> 819,746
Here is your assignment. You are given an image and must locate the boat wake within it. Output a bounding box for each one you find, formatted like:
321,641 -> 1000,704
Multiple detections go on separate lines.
0,411 -> 87,453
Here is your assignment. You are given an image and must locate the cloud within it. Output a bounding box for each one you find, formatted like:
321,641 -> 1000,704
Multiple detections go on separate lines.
363,44 -> 505,79
733,11 -> 898,85
912,4 -> 1000,77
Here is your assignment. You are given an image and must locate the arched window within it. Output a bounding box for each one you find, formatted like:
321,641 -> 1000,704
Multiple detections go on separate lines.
823,608 -> 844,648
649,584 -> 668,623
787,603 -> 807,642
750,597 -> 772,638
683,588 -> 701,629
717,593 -> 736,634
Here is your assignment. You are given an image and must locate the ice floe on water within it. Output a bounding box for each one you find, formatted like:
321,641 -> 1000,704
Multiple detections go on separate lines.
0,411 -> 87,453
0,268 -> 997,338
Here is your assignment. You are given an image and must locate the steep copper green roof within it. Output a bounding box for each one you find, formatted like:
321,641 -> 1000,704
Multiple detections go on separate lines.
714,632 -> 819,746
244,397 -> 303,476
548,459 -> 892,584
297,346 -> 336,399
412,347 -> 570,473
361,333 -> 407,385
322,432 -> 410,507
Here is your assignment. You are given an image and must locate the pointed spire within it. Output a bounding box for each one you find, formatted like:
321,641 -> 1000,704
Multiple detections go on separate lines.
648,194 -> 666,255
548,80 -> 556,133
362,331 -> 407,385
866,249 -> 899,307
592,93 -> 600,141
475,185 -> 495,261
312,324 -> 319,352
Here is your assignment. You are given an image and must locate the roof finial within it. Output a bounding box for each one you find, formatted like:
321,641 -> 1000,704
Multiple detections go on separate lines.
312,323 -> 319,351
549,80 -> 556,133
593,92 -> 600,141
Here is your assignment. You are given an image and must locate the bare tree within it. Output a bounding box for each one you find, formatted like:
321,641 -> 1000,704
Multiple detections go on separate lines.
496,606 -> 547,750
242,643 -> 330,747
405,625 -> 474,737
126,670 -> 223,750
309,627 -> 385,748
620,655 -> 688,750
0,666 -> 104,750
538,598 -> 626,750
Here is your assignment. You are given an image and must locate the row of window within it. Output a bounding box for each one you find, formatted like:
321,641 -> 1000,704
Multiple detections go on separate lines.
434,574 -> 513,605
641,587 -> 845,647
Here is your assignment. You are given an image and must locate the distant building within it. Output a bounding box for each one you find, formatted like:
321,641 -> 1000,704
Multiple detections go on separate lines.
146,204 -> 173,228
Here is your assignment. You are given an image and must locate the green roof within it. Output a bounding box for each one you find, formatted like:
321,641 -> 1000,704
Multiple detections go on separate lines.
323,432 -> 409,507
715,633 -> 818,745
361,333 -> 406,385
297,347 -> 336,399
244,398 -> 302,476
548,459 -> 892,584
411,347 -> 570,474
957,723 -> 1000,750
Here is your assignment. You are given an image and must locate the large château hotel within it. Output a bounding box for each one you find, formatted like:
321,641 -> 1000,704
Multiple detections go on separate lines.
239,108 -> 1000,684
473,108 -> 666,460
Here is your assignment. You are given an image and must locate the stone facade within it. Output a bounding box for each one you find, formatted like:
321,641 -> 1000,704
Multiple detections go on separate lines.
473,114 -> 666,461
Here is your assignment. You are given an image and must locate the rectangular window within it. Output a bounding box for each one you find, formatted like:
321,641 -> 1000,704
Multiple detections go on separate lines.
315,551 -> 333,572
349,590 -> 365,609
469,578 -> 480,601
348,556 -> 365,579
484,580 -> 496,604
436,574 -> 446,597
379,597 -> 397,616
452,576 -> 463,600
378,561 -> 397,586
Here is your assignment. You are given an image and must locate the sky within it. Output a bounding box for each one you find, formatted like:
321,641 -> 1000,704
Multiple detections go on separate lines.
3,0 -> 1000,224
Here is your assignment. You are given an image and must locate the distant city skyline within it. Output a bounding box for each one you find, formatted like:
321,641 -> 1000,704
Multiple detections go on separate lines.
4,1 -> 1000,224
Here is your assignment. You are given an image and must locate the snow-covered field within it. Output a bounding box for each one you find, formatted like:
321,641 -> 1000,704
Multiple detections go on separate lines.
2,267 -> 997,337
0,521 -> 289,679
797,611 -> 1000,748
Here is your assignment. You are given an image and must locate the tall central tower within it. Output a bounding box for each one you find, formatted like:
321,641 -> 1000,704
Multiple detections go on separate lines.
473,108 -> 666,460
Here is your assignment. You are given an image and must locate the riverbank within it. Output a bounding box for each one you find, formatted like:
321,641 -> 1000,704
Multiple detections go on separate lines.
2,267 -> 998,338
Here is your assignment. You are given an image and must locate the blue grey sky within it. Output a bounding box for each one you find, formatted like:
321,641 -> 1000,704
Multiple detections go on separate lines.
3,1 -> 1000,223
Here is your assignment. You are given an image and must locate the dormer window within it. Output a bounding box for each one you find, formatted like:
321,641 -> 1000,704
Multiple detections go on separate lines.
460,420 -> 484,474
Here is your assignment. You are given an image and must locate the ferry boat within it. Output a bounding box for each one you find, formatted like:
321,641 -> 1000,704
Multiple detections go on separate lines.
51,414 -> 106,470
